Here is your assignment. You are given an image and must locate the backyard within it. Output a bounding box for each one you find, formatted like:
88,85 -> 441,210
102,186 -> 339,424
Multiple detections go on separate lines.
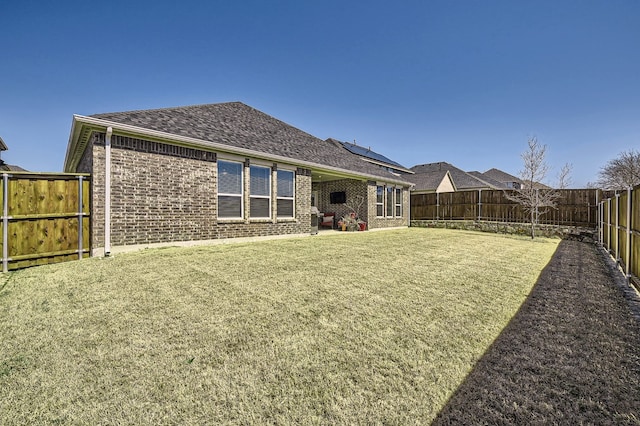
0,228 -> 638,424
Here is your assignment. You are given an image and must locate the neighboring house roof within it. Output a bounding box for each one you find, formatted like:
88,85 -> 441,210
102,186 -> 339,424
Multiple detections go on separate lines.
409,169 -> 456,193
524,180 -> 552,190
65,102 -> 412,186
411,162 -> 495,190
483,168 -> 552,189
337,140 -> 413,173
483,168 -> 522,185
0,163 -> 27,172
467,171 -> 506,188
0,138 -> 23,170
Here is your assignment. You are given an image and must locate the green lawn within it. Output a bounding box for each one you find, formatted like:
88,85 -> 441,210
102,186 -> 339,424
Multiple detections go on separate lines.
0,228 -> 558,425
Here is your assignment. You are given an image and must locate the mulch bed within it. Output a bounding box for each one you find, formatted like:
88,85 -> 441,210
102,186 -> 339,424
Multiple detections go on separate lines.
433,239 -> 640,425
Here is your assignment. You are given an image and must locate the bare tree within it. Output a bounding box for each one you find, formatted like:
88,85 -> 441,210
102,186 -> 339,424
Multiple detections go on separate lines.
557,163 -> 572,190
343,194 -> 366,218
595,149 -> 640,190
505,137 -> 571,239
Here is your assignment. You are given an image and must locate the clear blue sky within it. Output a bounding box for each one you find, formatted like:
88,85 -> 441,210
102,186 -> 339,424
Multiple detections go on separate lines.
1,1 -> 638,187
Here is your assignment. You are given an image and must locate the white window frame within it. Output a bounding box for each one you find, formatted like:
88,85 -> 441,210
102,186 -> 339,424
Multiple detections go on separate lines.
386,186 -> 394,217
376,185 -> 384,217
395,187 -> 402,217
276,168 -> 296,219
249,164 -> 271,219
217,159 -> 244,219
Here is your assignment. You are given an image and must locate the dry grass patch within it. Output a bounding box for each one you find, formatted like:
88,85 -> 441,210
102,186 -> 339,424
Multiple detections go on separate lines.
0,228 -> 558,424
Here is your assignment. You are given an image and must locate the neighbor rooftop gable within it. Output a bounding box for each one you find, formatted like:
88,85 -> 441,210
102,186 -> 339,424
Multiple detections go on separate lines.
483,168 -> 522,184
411,162 -> 493,190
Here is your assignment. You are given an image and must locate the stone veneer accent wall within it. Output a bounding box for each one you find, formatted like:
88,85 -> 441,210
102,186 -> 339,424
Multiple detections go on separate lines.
86,133 -> 311,253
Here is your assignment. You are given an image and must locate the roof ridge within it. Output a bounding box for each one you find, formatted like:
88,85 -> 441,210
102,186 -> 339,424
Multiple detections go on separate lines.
90,101 -> 247,117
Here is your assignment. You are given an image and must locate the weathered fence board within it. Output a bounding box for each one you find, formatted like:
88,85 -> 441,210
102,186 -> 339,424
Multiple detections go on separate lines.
599,186 -> 640,290
0,172 -> 90,272
411,188 -> 600,227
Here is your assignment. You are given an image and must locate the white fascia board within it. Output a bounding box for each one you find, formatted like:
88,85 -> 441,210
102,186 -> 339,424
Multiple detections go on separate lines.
63,117 -> 81,171
69,115 -> 412,186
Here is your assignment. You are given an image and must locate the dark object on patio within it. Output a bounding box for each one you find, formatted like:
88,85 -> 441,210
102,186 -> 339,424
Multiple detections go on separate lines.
319,212 -> 335,229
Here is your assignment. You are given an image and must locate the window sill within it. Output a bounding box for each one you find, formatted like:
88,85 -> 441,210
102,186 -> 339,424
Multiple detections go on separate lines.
218,218 -> 245,223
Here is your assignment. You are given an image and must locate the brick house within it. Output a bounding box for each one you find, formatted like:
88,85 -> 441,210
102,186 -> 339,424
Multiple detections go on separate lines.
63,102 -> 413,255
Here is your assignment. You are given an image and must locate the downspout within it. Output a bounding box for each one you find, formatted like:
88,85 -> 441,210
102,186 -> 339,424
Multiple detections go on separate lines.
104,127 -> 112,256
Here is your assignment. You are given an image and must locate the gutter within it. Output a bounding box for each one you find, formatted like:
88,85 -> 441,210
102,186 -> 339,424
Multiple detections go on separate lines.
105,126 -> 112,256
67,115 -> 413,187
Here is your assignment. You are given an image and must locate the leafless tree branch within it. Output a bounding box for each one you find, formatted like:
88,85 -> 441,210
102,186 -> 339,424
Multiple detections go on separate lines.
504,137 -> 571,238
596,149 -> 640,190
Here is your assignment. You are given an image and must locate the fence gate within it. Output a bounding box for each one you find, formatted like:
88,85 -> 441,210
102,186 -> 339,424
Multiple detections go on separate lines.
0,172 -> 90,272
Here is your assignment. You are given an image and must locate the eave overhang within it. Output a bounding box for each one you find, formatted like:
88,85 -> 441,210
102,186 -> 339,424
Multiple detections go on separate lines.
64,115 -> 413,187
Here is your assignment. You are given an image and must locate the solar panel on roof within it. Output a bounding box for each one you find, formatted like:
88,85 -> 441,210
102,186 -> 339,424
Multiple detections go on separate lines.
340,142 -> 406,169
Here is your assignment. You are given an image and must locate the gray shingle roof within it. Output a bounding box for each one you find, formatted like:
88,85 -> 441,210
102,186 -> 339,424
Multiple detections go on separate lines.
468,171 -> 506,188
411,162 -> 493,190
91,102 -> 411,184
407,170 -> 453,192
483,168 -> 522,185
0,161 -> 26,171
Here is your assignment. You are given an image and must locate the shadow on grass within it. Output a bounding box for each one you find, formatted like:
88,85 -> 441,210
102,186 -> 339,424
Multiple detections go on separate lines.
432,240 -> 640,425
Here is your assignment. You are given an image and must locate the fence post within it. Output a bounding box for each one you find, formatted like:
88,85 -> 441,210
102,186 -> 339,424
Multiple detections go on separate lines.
78,175 -> 84,260
626,186 -> 632,279
608,199 -> 612,251
615,193 -> 620,261
600,200 -> 604,246
436,192 -> 440,221
477,189 -> 482,221
596,191 -> 601,245
2,173 -> 7,273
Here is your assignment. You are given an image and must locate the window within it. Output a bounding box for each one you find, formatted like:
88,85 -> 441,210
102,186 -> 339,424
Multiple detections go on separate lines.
277,170 -> 295,218
386,186 -> 394,217
250,165 -> 271,218
376,186 -> 384,217
218,160 -> 243,218
395,188 -> 402,217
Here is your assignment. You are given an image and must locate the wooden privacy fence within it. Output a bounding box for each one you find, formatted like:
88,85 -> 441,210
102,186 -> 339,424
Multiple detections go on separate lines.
411,188 -> 600,227
598,186 -> 640,285
1,172 -> 90,272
